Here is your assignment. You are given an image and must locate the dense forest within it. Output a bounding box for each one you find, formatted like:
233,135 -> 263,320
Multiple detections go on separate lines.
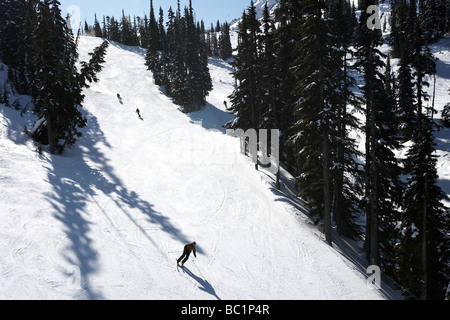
1,0 -> 449,300
83,0 -> 232,112
0,0 -> 108,154
226,0 -> 449,300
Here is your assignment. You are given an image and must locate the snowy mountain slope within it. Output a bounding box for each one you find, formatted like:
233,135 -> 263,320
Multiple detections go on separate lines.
230,0 -> 279,28
253,0 -> 280,17
0,36 -> 389,300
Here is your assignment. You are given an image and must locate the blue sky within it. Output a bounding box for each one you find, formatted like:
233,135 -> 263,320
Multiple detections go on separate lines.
59,0 -> 250,30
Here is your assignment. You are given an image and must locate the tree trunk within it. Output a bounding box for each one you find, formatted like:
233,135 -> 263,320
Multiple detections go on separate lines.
46,114 -> 56,155
276,168 -> 281,191
323,128 -> 332,246
334,103 -> 345,236
364,98 -> 372,260
369,89 -> 380,267
421,178 -> 428,300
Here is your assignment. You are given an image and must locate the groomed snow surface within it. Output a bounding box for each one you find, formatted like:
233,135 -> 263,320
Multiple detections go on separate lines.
0,35 -> 447,300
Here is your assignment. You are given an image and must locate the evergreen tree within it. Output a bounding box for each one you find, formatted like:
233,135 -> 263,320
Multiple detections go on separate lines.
0,0 -> 26,67
147,1 -> 211,111
79,41 -> 109,88
108,17 -> 121,42
397,116 -> 449,300
219,22 -> 233,60
0,0 -> 34,95
196,21 -> 213,108
390,0 -> 414,58
355,0 -> 404,268
284,0 -> 365,244
257,4 -> 282,187
19,0 -> 39,94
145,0 -> 160,75
443,90 -> 450,127
30,0 -> 108,154
226,2 -> 261,131
396,41 -> 417,142
84,20 -> 92,36
388,0 -> 401,58
273,0 -> 303,173
102,16 -> 108,39
184,4 -> 198,109
328,0 -> 364,240
148,0 -> 160,50
150,8 -> 166,86
411,10 -> 436,133
210,23 -> 219,56
396,10 -> 448,298
31,0 -> 64,152
419,0 -> 448,44
93,14 -> 102,37
119,10 -> 139,46
259,4 -> 276,131
162,6 -> 177,95
289,0 -> 352,245
1,80 -> 10,107
169,4 -> 188,107
158,7 -> 166,51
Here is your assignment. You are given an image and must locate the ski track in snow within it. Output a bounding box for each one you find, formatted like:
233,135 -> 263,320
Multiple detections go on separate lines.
4,34 -> 448,300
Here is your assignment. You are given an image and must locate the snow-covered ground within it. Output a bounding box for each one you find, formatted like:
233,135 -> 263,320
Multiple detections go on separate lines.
0,36 -> 403,300
430,36 -> 450,210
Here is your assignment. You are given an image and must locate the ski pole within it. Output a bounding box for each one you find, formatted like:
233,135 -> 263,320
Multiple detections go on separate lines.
192,259 -> 206,280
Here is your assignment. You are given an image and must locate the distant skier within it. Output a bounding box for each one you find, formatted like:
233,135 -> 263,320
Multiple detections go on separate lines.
177,242 -> 197,267
117,93 -> 123,104
136,108 -> 141,119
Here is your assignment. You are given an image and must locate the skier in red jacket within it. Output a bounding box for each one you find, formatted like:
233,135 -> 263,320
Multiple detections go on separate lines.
177,242 -> 197,266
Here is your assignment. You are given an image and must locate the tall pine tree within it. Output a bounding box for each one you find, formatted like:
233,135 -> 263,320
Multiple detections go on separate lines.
273,0 -> 303,173
355,0 -> 404,268
226,2 -> 261,131
328,0 -> 364,240
397,116 -> 449,300
30,0 -> 108,154
289,0 -> 348,245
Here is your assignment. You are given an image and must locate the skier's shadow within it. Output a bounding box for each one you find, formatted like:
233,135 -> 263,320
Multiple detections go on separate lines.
182,267 -> 221,300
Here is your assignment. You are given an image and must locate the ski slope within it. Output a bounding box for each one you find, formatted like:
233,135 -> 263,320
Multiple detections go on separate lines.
0,35 -> 409,300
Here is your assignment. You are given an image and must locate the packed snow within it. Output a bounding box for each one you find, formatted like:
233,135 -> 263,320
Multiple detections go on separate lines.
0,35 -> 406,300
2,8 -> 449,297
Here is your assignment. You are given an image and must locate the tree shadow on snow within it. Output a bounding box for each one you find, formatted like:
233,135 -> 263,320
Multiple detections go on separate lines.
435,126 -> 450,153
44,109 -> 190,299
208,56 -> 234,75
187,101 -> 234,134
262,163 -> 402,299
435,57 -> 450,80
107,40 -> 147,58
434,126 -> 450,198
